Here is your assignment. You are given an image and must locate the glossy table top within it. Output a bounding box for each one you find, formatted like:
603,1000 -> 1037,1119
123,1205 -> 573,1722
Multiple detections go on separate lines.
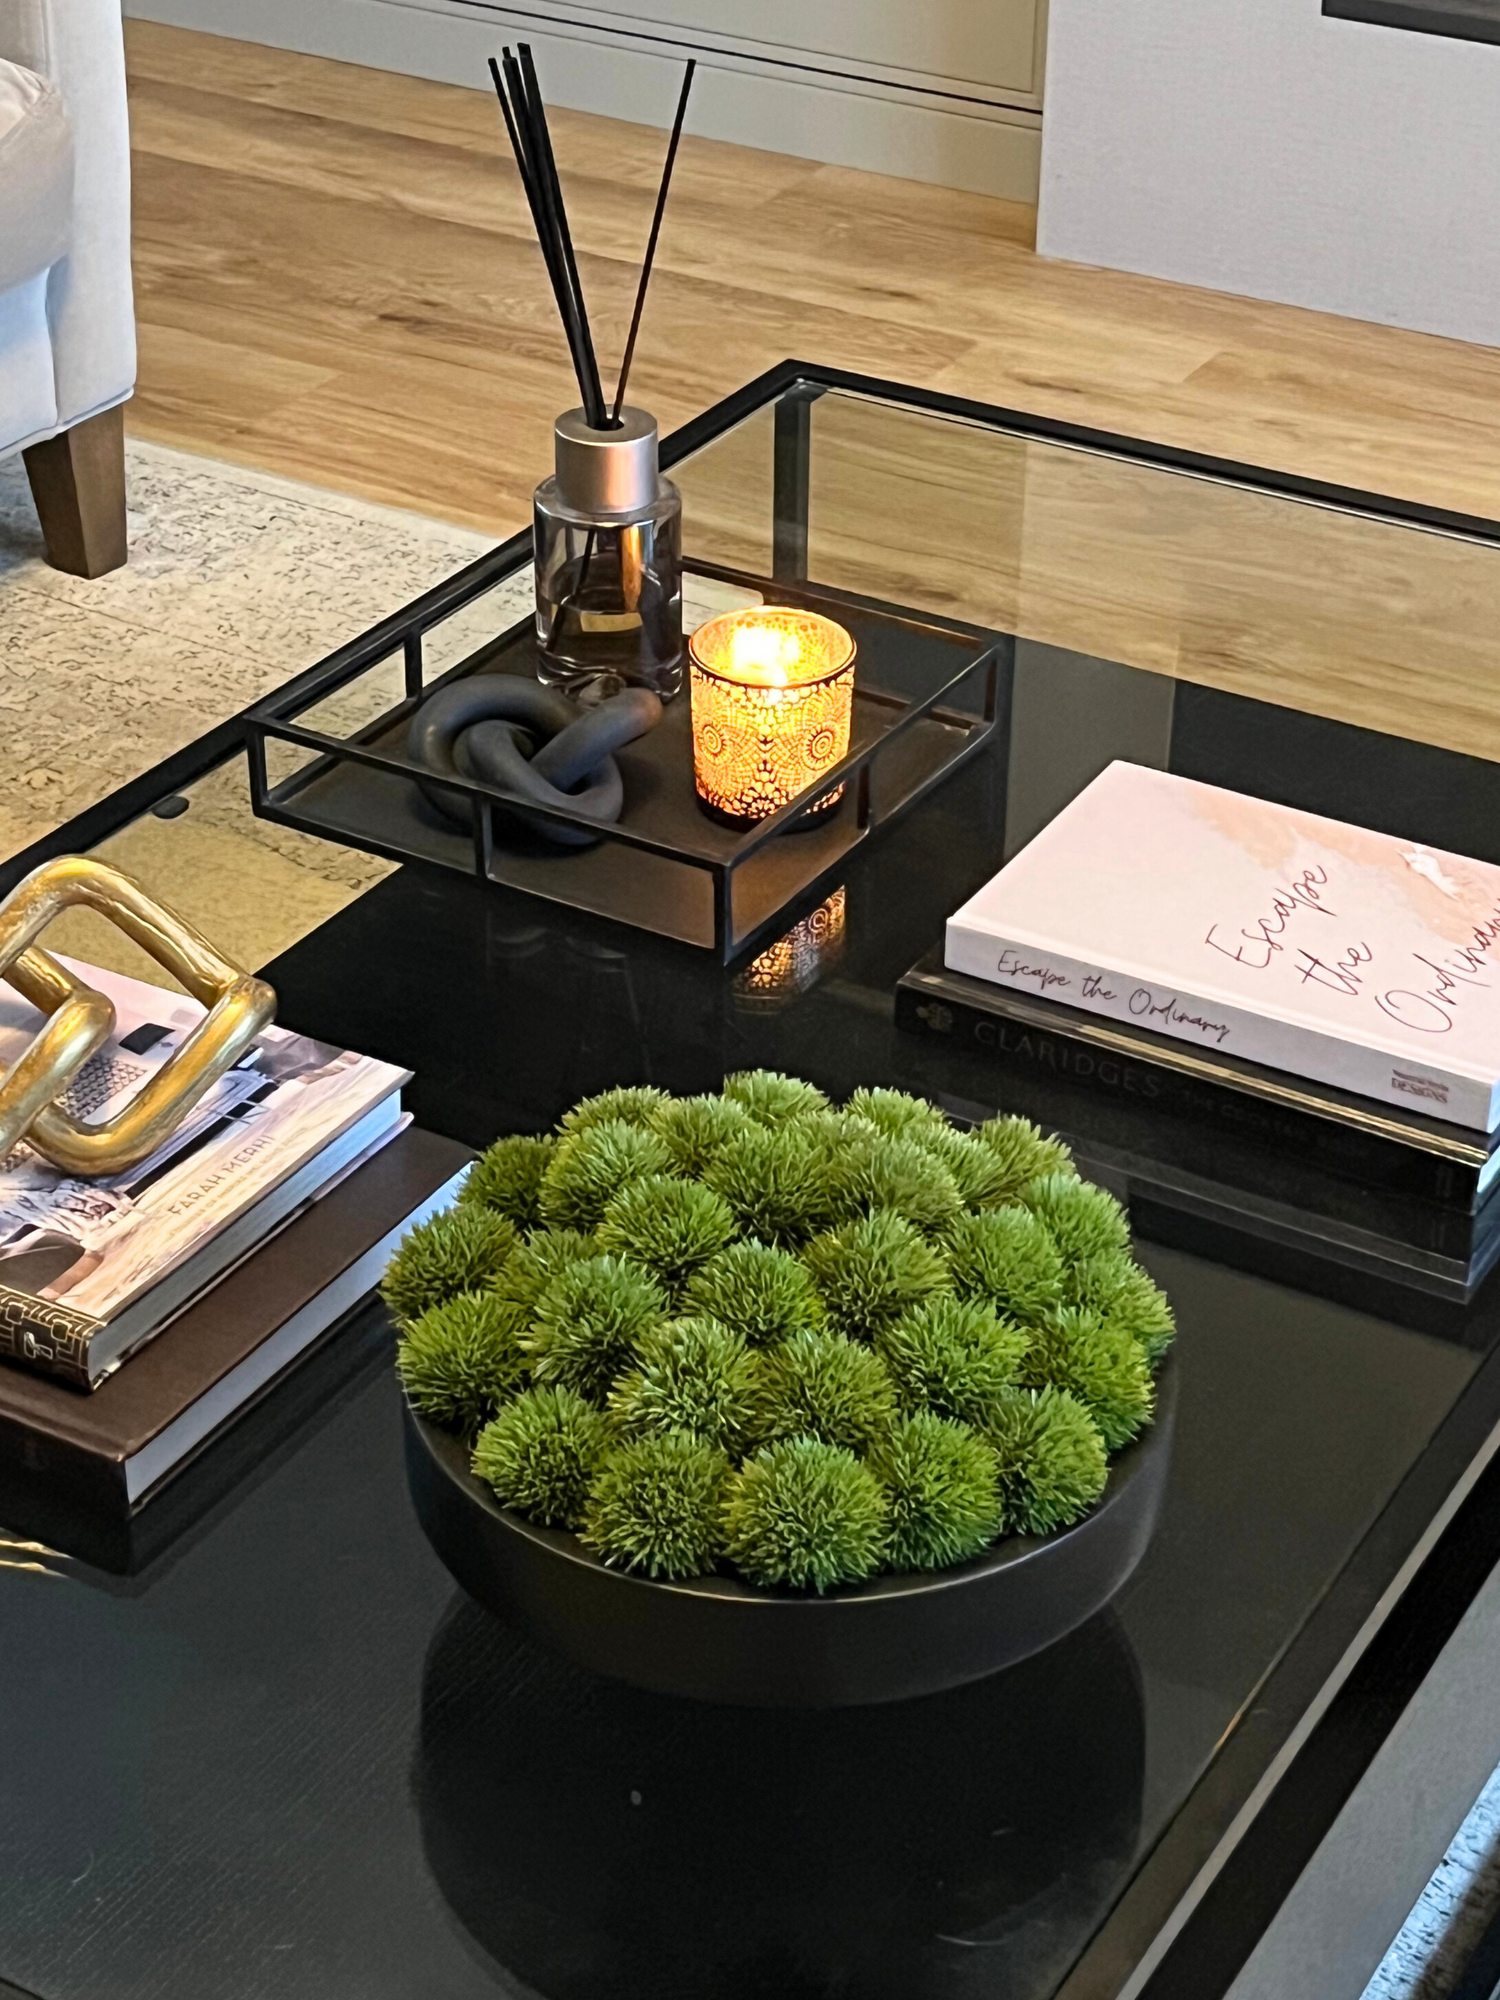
6,367 -> 1500,2000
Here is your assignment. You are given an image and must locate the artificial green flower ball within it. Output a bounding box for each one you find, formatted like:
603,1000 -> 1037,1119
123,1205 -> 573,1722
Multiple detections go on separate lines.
472,1385 -> 611,1528
722,1069 -> 830,1124
650,1092 -> 756,1178
754,1327 -> 898,1454
875,1294 -> 1029,1423
798,1107 -> 882,1158
560,1085 -> 670,1133
944,1206 -> 1065,1325
722,1437 -> 889,1591
583,1432 -> 729,1578
1073,1252 -> 1177,1367
537,1119 -> 674,1232
702,1122 -> 827,1247
1023,1171 -> 1132,1265
913,1125 -> 1017,1211
524,1254 -> 665,1405
802,1209 -> 949,1341
397,1290 -> 528,1436
825,1131 -> 965,1234
983,1385 -> 1109,1535
493,1227 -> 597,1319
597,1174 -> 737,1299
845,1086 -> 950,1142
607,1316 -> 761,1454
869,1411 -> 1002,1570
380,1207 -> 517,1326
791,1109 -> 878,1201
974,1115 -> 1077,1198
1022,1305 -> 1154,1451
457,1133 -> 556,1229
684,1238 -> 826,1346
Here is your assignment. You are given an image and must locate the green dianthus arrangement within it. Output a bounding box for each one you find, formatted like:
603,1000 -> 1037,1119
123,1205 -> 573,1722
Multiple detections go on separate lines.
388,1077 -> 1175,1592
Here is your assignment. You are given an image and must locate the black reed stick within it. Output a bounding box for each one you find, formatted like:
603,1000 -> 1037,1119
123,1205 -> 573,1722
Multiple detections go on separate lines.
491,53 -> 581,395
488,58 -> 555,286
488,49 -> 606,429
518,44 -> 606,428
612,59 -> 695,423
502,47 -> 586,402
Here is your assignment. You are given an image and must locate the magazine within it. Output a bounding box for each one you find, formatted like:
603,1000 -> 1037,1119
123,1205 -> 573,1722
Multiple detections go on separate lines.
0,957 -> 409,1387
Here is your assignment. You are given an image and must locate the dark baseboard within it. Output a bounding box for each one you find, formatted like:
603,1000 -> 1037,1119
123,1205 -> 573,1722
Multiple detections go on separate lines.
1324,0 -> 1500,46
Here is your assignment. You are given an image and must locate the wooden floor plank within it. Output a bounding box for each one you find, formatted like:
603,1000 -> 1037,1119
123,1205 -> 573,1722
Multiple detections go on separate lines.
116,20 -> 1500,765
124,21 -> 1500,536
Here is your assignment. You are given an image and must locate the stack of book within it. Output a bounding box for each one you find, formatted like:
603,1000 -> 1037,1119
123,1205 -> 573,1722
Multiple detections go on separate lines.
899,763 -> 1500,1303
0,957 -> 468,1566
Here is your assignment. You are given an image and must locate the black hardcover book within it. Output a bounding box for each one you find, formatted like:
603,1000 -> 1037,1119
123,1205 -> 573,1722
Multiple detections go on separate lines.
0,1127 -> 471,1570
894,952 -> 1500,1306
896,947 -> 1498,1215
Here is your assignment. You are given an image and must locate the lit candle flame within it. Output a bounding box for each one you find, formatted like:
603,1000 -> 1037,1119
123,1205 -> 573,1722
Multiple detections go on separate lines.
726,621 -> 803,688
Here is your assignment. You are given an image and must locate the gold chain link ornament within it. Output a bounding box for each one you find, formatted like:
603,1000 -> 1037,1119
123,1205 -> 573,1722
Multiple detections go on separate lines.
0,856 -> 276,1176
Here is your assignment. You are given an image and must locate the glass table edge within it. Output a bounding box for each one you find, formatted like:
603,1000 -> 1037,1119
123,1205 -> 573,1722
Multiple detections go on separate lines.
756,359 -> 1500,547
13,350 -> 1500,894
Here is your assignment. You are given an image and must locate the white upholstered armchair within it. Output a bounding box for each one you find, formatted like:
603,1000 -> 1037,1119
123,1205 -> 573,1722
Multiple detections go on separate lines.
0,0 -> 135,576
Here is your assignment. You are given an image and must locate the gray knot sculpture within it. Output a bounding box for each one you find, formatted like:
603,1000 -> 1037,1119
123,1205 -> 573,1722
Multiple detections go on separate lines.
408,679 -> 662,849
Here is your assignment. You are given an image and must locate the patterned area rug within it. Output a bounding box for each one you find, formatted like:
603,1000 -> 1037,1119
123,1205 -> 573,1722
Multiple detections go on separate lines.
0,439 -> 530,974
0,440 -> 508,847
0,439 -> 752,982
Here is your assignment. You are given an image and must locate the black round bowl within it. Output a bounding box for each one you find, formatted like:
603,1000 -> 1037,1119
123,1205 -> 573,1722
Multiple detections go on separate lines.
403,1354 -> 1176,1708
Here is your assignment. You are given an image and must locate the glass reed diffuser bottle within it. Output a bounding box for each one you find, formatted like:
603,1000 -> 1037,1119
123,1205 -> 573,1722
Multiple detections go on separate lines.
534,406 -> 683,700
486,41 -> 697,703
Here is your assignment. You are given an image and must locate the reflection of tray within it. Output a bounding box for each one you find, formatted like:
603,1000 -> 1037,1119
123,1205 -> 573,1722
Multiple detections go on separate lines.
246,563 -> 1003,960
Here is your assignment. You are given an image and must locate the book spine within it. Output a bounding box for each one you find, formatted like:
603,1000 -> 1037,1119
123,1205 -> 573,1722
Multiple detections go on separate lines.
0,1406 -> 130,1568
894,977 -> 1482,1211
0,1289 -> 102,1389
943,923 -> 1495,1132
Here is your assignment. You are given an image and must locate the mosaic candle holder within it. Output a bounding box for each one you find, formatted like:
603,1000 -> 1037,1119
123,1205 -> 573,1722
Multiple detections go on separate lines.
688,608 -> 857,826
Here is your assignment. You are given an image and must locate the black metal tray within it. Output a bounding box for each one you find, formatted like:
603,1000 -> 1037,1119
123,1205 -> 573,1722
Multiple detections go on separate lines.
246,562 -> 1002,961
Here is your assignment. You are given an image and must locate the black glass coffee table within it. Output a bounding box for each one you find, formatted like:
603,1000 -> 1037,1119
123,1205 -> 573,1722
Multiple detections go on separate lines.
6,363 -> 1500,2000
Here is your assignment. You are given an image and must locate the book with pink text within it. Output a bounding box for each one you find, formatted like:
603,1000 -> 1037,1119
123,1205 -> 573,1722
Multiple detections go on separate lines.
945,762 -> 1500,1132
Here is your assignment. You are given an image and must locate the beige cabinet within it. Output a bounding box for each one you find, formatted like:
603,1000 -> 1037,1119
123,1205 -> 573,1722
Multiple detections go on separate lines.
566,0 -> 1046,107
130,0 -> 1047,196
464,0 -> 1048,194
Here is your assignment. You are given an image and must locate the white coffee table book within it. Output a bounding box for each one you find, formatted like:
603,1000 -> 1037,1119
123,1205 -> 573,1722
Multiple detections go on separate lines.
944,762 -> 1500,1132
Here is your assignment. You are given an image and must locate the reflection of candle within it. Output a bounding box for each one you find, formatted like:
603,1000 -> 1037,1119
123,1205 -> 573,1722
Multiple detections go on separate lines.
689,607 -> 856,825
734,887 -> 848,1011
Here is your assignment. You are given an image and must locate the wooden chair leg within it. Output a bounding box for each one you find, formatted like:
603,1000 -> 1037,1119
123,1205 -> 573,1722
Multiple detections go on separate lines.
21,405 -> 128,578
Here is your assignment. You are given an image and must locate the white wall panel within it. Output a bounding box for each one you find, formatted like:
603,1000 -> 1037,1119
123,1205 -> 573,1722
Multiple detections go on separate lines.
1040,0 -> 1500,345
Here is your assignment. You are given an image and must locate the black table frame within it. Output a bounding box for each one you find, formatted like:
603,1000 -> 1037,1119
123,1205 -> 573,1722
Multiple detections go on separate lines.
13,358 -> 1500,2000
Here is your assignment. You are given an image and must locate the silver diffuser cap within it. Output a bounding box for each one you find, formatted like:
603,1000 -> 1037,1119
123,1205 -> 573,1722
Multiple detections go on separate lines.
553,406 -> 660,516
